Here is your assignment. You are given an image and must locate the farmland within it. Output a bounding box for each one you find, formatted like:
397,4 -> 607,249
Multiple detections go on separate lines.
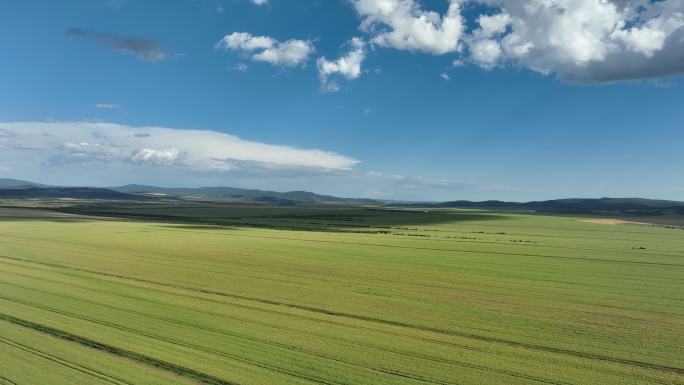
0,203 -> 682,385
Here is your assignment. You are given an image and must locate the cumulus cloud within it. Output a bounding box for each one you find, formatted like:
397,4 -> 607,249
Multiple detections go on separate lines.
0,122 -> 358,173
469,0 -> 684,82
352,0 -> 465,54
467,12 -> 510,68
317,38 -> 366,92
215,32 -> 314,67
65,28 -> 166,62
350,0 -> 684,83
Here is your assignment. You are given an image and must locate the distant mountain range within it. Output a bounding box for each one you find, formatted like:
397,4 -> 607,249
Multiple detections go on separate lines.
1,178 -> 683,215
110,184 -> 377,205
0,179 -> 376,204
0,178 -> 51,189
396,198 -> 684,215
0,186 -> 139,200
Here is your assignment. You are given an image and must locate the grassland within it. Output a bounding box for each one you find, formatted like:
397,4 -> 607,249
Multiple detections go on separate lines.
0,203 -> 682,385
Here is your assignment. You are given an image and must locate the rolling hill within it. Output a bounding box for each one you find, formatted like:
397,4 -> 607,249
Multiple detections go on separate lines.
0,187 -> 143,200
0,178 -> 50,189
2,179 -> 683,214
399,197 -> 684,215
110,184 -> 378,204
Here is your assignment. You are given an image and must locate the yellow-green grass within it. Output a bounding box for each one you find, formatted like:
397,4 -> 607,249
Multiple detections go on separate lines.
0,207 -> 682,385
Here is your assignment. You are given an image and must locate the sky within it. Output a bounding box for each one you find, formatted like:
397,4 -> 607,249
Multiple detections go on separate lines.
1,0 -> 683,201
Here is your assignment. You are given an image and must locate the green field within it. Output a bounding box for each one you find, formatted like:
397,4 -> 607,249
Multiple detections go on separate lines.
0,204 -> 682,385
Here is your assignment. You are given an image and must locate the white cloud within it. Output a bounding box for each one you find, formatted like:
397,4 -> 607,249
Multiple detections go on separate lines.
317,38 -> 366,92
250,0 -> 268,5
0,122 -> 358,173
350,0 -> 684,83
466,12 -> 510,68
352,0 -> 465,54
216,32 -> 314,67
95,103 -> 121,109
0,124 -> 524,201
468,0 -> 684,82
476,13 -> 511,38
130,148 -> 180,165
232,63 -> 249,73
439,73 -> 450,81
470,39 -> 502,67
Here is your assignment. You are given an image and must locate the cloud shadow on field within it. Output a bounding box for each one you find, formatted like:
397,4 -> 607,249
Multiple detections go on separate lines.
0,207 -> 101,222
0,203 -> 514,233
137,206 -> 515,233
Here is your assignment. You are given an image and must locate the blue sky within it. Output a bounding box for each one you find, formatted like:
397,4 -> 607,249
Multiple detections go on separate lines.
1,0 -> 683,201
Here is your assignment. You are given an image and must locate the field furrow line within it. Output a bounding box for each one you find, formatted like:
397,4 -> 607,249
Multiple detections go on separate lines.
0,335 -> 132,385
4,236 -> 681,305
0,375 -> 18,385
0,313 -> 238,385
0,296 -> 415,385
1,254 -> 680,375
0,279 -> 470,385
151,228 -> 684,267
0,271 -> 588,385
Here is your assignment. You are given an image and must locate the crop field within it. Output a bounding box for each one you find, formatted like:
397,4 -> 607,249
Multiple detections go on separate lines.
0,204 -> 682,385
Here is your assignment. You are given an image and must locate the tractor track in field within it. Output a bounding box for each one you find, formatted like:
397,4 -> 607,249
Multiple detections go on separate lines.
3,269 -> 663,385
4,238 -> 682,310
0,278 -> 582,385
1,295 -> 456,385
0,254 -> 682,377
6,272 -> 616,383
0,336 -> 133,385
0,313 -> 240,385
0,375 -> 18,385
6,236 -> 681,307
4,234 -> 683,306
0,282 -> 460,385
2,243 -> 681,310
3,253 -> 681,322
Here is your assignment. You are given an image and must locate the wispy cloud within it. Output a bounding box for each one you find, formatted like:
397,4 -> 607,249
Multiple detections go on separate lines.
231,63 -> 249,73
95,103 -> 122,109
0,121 -> 516,200
65,28 -> 167,62
0,121 -> 357,172
103,0 -> 126,10
250,0 -> 268,5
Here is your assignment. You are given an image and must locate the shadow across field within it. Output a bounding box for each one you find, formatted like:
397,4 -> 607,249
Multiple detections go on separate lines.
0,207 -> 100,223
48,202 -> 514,232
